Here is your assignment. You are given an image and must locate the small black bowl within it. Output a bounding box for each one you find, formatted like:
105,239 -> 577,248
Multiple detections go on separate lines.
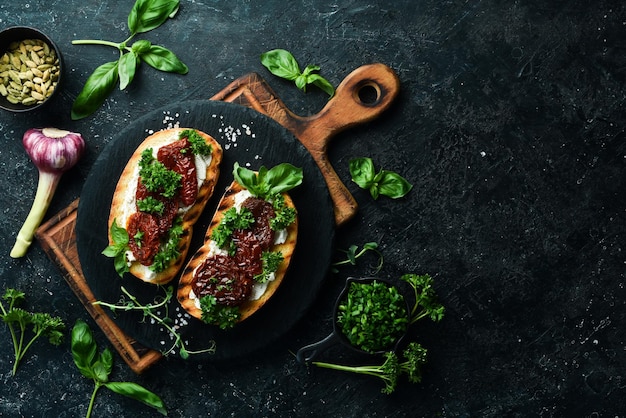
296,277 -> 411,363
0,26 -> 63,112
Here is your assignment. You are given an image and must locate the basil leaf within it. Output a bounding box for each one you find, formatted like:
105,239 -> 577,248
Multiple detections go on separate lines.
128,0 -> 180,35
118,52 -> 138,90
377,170 -> 413,199
265,163 -> 303,195
105,381 -> 168,415
141,45 -> 188,74
349,157 -> 376,189
71,319 -> 98,379
260,49 -> 301,80
233,162 -> 260,192
131,39 -> 152,54
99,347 -> 114,379
309,73 -> 335,97
233,162 -> 303,198
71,60 -> 119,120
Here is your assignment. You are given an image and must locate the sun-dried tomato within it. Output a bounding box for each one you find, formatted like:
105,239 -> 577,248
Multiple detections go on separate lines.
126,212 -> 161,265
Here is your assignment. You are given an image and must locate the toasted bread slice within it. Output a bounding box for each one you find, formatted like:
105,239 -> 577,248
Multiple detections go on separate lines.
107,128 -> 223,284
177,180 -> 298,323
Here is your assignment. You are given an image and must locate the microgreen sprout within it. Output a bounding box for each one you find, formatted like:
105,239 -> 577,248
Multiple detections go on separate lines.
0,288 -> 65,375
313,342 -> 428,394
93,286 -> 215,359
332,241 -> 383,274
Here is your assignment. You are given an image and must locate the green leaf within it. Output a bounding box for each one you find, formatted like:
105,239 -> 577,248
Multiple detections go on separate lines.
118,52 -> 138,90
309,73 -> 336,97
141,44 -> 188,74
128,0 -> 180,35
105,382 -> 167,415
260,49 -> 301,80
131,39 -> 152,54
233,162 -> 303,199
349,157 -> 376,189
71,319 -> 98,379
71,60 -> 119,120
377,170 -> 413,199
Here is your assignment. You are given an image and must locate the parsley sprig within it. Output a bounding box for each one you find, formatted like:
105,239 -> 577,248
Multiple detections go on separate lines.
199,295 -> 240,330
313,342 -> 428,394
0,288 -> 65,376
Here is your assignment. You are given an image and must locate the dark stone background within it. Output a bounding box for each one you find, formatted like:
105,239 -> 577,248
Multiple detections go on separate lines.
0,0 -> 625,417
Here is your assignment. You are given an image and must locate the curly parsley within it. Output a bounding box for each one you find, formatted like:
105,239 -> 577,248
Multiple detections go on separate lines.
138,148 -> 182,199
210,207 -> 255,254
151,216 -> 184,273
136,196 -> 165,215
180,129 -> 212,156
199,295 -> 240,330
255,251 -> 284,283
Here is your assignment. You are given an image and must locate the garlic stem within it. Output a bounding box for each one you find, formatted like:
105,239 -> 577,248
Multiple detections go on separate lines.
10,171 -> 60,258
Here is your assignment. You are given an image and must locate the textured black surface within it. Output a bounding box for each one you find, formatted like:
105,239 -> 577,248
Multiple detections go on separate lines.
0,1 -> 625,417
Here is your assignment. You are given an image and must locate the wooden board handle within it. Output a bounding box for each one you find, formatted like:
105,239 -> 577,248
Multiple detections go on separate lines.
212,63 -> 400,225
289,63 -> 401,224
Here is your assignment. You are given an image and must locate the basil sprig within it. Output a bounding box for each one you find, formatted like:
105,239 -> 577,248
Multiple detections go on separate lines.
260,49 -> 335,97
349,157 -> 413,200
71,319 -> 167,417
232,162 -> 303,200
71,0 -> 187,120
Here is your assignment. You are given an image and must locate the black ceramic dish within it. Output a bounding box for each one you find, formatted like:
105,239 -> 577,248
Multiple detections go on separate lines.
0,26 -> 63,112
296,277 -> 411,363
75,100 -> 335,361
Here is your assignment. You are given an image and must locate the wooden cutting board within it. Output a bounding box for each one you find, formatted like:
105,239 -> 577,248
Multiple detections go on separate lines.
35,63 -> 400,373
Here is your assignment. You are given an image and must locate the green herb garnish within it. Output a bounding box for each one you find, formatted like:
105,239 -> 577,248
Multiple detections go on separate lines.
313,342 -> 428,394
150,216 -> 184,273
332,241 -> 383,274
138,148 -> 182,199
102,218 -> 131,277
349,157 -> 413,200
71,319 -> 168,417
181,129 -> 213,156
401,273 -> 446,324
232,162 -> 303,200
71,0 -> 188,120
0,289 -> 65,376
337,280 -> 409,353
94,286 -> 215,359
136,196 -> 165,215
269,193 -> 297,231
210,206 -> 255,253
199,295 -> 240,330
255,251 -> 284,283
260,49 -> 335,97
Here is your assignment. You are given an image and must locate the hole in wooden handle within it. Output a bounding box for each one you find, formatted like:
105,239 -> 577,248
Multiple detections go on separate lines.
356,81 -> 382,106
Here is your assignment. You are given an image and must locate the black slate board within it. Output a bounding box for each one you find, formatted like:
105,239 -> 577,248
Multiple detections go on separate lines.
75,100 -> 335,361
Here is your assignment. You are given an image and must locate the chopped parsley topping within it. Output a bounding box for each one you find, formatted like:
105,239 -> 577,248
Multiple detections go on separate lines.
210,207 -> 255,254
137,196 -> 165,215
255,251 -> 284,283
151,216 -> 184,273
199,295 -> 240,330
180,129 -> 213,156
269,193 -> 296,230
138,148 -> 182,199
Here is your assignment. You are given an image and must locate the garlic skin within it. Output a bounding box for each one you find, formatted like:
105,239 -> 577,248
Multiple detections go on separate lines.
22,128 -> 85,173
10,128 -> 85,258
